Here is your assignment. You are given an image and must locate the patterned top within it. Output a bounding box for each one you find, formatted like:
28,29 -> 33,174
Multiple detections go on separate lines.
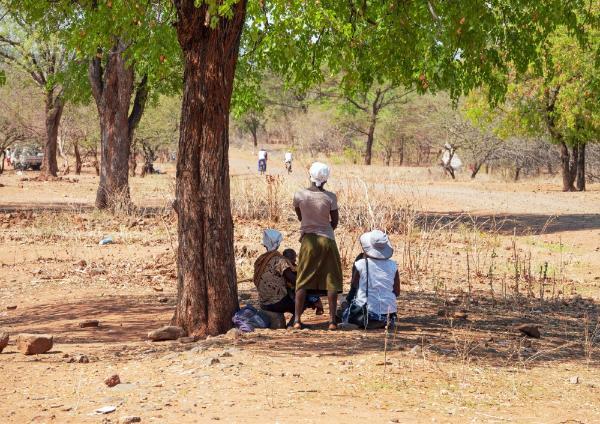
253,252 -> 292,306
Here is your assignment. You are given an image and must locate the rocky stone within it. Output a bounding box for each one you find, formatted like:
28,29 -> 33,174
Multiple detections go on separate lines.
79,319 -> 100,328
178,336 -> 196,344
207,357 -> 220,366
516,324 -> 541,339
76,354 -> 90,363
158,297 -> 169,303
104,374 -> 121,387
120,416 -> 141,424
0,332 -> 9,353
147,326 -> 184,342
219,350 -> 233,358
6,305 -> 17,310
259,309 -> 286,329
569,376 -> 580,384
76,260 -> 87,268
16,334 -> 53,355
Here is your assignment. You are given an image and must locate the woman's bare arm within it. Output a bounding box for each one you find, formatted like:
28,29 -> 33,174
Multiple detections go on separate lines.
330,209 -> 339,230
295,206 -> 302,222
351,268 -> 360,288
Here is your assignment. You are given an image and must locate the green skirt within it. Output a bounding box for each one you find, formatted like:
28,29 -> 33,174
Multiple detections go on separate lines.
296,234 -> 343,294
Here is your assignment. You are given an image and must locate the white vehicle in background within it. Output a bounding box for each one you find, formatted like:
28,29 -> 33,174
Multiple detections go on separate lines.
12,145 -> 44,171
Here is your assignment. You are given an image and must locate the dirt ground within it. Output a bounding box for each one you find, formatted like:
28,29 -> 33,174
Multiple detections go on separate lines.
1,148 -> 599,423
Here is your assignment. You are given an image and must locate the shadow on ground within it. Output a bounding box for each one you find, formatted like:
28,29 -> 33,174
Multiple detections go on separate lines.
2,290 -> 598,367
1,295 -> 174,344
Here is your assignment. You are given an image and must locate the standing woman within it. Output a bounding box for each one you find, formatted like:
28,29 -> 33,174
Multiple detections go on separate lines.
293,162 -> 343,330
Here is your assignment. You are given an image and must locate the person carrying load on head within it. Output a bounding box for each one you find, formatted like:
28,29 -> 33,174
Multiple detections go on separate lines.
253,229 -> 320,320
343,230 -> 400,329
292,162 -> 343,330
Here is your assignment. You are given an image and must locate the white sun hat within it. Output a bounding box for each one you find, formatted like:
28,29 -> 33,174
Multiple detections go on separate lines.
359,230 -> 394,259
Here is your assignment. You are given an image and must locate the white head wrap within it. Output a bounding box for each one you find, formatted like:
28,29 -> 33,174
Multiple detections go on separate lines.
309,162 -> 330,187
262,229 -> 283,252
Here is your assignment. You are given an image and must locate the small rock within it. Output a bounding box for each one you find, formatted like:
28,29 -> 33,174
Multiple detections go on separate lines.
16,334 -> 53,355
569,376 -> 580,384
104,374 -> 121,387
147,326 -> 184,342
219,350 -> 233,358
77,354 -> 90,363
207,357 -> 220,366
179,336 -> 196,344
515,324 -> 541,339
76,260 -> 87,268
153,287 -> 163,292
96,405 -> 117,414
79,319 -> 100,328
0,332 -> 9,353
158,297 -> 169,303
6,305 -> 17,310
120,416 -> 141,424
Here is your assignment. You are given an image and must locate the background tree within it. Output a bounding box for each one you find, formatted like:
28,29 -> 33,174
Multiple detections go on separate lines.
0,9 -> 73,178
465,28 -> 599,191
330,84 -> 416,165
3,0 -> 182,208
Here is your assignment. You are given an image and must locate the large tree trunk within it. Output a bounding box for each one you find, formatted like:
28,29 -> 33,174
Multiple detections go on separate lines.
559,141 -> 577,192
89,42 -> 148,210
171,0 -> 246,337
40,92 -> 64,178
576,143 -> 586,191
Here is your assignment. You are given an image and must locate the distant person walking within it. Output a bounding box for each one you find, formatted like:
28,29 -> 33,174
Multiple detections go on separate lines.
293,162 -> 343,330
258,148 -> 268,174
284,151 -> 293,174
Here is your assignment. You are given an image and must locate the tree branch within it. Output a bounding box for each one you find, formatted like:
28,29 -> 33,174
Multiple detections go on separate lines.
128,74 -> 149,135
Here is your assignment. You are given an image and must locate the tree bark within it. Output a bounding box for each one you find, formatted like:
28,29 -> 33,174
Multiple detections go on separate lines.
398,137 -> 405,166
171,0 -> 246,337
559,141 -> 577,191
364,119 -> 376,165
40,92 -> 64,178
129,140 -> 138,177
471,162 -> 482,179
576,143 -> 586,191
251,127 -> 258,148
514,166 -> 521,182
74,140 -> 82,175
89,42 -> 148,210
